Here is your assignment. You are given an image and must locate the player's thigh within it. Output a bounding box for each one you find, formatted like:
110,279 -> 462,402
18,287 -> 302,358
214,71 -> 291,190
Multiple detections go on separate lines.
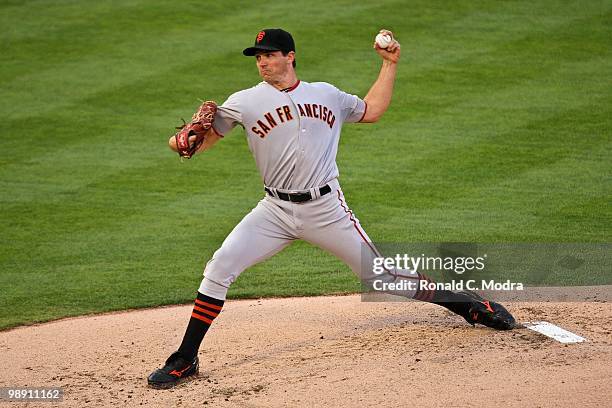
204,199 -> 295,285
301,191 -> 418,298
300,190 -> 379,279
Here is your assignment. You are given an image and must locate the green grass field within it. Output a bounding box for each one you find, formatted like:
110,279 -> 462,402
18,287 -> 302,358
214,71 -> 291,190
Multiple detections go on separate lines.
1,0 -> 610,330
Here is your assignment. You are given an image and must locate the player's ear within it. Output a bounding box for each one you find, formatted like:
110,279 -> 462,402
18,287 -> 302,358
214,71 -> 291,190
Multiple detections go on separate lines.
287,51 -> 295,64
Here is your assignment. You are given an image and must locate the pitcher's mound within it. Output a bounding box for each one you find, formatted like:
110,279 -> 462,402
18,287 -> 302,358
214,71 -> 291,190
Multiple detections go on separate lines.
2,295 -> 611,407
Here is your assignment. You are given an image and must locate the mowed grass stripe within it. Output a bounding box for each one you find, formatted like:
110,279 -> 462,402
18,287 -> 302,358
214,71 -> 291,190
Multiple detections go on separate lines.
343,58 -> 609,203
343,98 -> 609,241
383,141 -> 611,241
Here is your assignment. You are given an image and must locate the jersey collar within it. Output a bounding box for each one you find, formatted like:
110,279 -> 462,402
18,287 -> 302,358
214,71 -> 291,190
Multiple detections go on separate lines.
280,80 -> 300,93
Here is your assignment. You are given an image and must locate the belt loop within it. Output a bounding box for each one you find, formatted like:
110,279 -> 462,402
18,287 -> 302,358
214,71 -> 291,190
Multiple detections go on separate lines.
311,187 -> 320,200
265,186 -> 278,199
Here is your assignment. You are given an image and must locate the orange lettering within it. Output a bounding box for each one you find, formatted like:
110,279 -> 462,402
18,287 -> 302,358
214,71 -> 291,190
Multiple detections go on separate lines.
264,112 -> 277,128
283,105 -> 293,121
257,119 -> 271,134
252,126 -> 266,138
275,107 -> 285,123
304,104 -> 313,117
297,104 -> 306,116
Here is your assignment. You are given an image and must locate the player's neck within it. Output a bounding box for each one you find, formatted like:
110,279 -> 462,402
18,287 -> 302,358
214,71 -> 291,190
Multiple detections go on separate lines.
267,72 -> 299,91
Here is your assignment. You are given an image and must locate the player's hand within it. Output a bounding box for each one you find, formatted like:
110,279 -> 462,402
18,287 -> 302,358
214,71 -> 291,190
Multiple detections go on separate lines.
168,131 -> 221,155
168,134 -> 206,153
373,29 -> 400,64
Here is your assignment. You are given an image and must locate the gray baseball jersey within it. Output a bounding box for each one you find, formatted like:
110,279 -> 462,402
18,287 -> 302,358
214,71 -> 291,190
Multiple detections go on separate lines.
199,80 -> 416,300
212,80 -> 366,190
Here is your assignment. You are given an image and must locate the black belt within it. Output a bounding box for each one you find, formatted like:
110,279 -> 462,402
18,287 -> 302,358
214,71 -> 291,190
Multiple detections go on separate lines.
265,184 -> 332,203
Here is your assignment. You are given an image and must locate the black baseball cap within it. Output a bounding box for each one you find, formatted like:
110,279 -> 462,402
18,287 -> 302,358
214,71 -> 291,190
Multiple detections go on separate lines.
243,28 -> 295,56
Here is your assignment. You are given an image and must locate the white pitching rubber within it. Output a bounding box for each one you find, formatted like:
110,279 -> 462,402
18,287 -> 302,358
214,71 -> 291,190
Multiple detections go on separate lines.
524,321 -> 586,343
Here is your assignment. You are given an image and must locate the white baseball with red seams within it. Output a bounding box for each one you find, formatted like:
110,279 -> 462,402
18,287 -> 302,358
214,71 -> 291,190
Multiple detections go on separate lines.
197,79 -> 416,300
375,33 -> 392,49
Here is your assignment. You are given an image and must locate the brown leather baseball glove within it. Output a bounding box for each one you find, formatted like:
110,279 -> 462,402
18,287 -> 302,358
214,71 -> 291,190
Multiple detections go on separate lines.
173,101 -> 218,159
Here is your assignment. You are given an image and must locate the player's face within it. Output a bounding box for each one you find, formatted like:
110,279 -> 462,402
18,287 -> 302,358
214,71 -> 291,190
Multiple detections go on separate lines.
255,51 -> 292,83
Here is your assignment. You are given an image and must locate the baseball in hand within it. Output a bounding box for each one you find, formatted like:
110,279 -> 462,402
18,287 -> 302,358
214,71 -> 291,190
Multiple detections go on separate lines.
375,33 -> 393,49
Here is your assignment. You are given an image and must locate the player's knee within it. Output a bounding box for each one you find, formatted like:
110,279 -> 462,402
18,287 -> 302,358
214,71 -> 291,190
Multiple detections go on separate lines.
200,250 -> 246,300
202,249 -> 244,288
198,276 -> 229,300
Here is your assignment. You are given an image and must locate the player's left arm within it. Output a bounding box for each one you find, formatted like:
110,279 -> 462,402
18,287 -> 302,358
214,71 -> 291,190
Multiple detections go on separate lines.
360,30 -> 400,123
168,128 -> 222,155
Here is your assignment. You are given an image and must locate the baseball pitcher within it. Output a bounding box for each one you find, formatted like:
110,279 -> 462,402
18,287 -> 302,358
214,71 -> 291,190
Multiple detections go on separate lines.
148,28 -> 516,389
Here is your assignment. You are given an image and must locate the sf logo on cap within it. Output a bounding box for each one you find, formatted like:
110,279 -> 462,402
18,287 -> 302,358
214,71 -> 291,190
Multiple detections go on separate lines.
256,31 -> 266,43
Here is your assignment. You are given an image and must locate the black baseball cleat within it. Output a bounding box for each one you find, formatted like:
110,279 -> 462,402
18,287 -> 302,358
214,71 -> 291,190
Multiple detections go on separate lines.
147,351 -> 199,389
458,291 -> 517,330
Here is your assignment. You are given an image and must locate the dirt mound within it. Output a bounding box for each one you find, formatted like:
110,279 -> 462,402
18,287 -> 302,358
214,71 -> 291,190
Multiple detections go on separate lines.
1,295 -> 610,407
